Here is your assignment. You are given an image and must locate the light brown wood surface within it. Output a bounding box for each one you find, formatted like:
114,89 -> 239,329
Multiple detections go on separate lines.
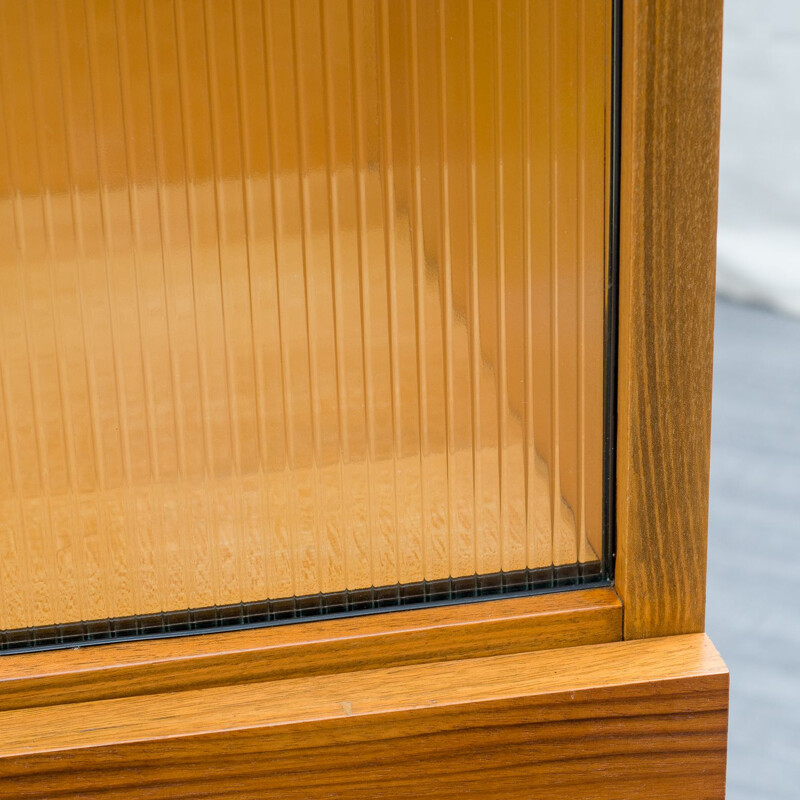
615,0 -> 723,639
0,586 -> 621,711
0,633 -> 728,799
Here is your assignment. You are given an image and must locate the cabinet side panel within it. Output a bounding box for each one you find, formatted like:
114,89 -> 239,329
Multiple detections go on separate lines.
616,0 -> 723,638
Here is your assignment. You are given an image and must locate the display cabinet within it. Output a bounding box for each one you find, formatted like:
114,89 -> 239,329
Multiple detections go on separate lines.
0,0 -> 726,797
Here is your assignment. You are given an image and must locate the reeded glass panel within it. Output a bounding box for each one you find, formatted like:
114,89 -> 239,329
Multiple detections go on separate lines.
0,0 -> 612,649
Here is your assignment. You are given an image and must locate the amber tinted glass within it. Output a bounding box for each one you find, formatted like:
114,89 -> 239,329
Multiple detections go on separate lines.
0,0 -> 611,644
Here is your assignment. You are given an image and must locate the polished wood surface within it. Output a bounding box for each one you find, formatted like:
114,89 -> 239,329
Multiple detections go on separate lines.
0,0 -> 610,632
615,0 -> 723,639
0,2 -> 730,795
0,633 -> 728,799
0,586 -> 621,711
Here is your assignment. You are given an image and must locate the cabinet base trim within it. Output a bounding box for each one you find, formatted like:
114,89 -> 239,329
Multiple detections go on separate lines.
0,633 -> 728,799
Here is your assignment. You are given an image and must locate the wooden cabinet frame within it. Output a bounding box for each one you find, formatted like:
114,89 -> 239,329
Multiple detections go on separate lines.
615,0 -> 723,642
0,1 -> 726,797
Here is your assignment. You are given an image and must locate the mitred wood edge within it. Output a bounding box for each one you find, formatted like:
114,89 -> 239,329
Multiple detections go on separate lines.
0,586 -> 621,711
615,0 -> 723,638
0,633 -> 728,799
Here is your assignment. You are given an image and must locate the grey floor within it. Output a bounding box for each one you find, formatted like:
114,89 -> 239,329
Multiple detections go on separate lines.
706,298 -> 800,799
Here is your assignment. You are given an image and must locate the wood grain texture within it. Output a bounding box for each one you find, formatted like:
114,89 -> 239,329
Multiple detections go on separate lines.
615,0 -> 724,639
0,587 -> 621,712
0,633 -> 729,799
